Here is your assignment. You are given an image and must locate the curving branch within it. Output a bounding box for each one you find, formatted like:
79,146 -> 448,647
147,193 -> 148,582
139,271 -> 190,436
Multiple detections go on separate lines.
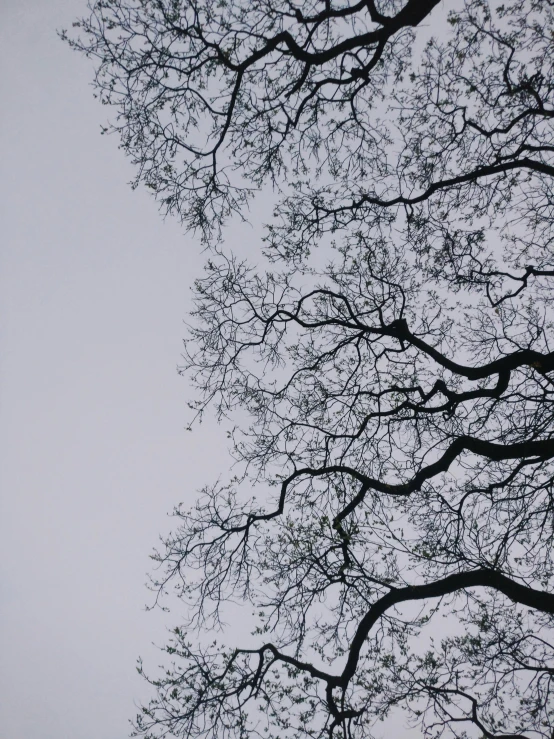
339,568 -> 554,688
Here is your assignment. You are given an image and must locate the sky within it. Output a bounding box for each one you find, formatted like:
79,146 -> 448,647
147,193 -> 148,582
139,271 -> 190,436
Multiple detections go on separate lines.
3,1 -> 549,737
0,2 -> 232,737
0,3 -> 436,738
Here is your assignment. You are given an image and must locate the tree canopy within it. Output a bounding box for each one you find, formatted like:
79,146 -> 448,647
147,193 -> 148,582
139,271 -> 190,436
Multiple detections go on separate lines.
66,1 -> 554,737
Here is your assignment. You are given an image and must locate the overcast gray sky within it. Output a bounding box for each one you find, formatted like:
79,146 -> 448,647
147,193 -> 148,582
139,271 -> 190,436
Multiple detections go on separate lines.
0,2 -> 431,737
0,2 -> 233,737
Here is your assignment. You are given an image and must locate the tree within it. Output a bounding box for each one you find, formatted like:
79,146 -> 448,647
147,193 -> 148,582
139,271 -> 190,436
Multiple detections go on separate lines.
65,1 -> 554,737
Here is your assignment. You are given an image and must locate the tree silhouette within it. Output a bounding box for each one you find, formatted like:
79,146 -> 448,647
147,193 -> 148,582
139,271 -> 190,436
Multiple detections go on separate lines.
66,1 -> 554,737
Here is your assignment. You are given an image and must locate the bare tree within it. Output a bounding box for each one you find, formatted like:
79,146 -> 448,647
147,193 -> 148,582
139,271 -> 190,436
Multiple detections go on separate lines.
66,1 -> 554,737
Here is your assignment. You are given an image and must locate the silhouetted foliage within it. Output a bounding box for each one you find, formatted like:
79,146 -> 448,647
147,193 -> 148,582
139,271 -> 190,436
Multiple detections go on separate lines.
66,1 -> 554,737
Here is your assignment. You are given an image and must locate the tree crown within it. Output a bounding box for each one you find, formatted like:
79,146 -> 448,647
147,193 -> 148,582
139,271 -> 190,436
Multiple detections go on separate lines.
66,1 -> 554,737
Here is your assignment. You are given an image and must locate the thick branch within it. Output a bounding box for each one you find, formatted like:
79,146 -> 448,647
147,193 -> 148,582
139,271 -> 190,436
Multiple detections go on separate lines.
225,0 -> 441,71
325,158 -> 554,212
340,569 -> 554,686
242,570 -> 554,694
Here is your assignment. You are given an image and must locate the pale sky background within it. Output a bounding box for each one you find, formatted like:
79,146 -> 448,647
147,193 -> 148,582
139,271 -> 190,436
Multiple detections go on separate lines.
0,2 -> 232,737
0,2 -> 432,738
